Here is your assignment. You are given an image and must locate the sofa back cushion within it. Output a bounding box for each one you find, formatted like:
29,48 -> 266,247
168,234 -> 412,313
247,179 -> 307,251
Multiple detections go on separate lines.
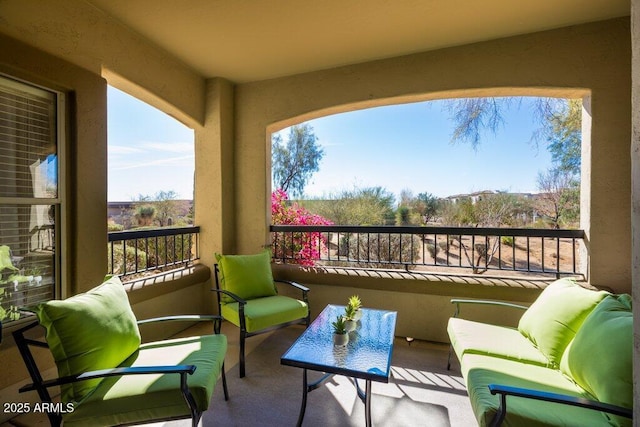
517,278 -> 608,366
35,276 -> 141,403
560,295 -> 632,425
215,251 -> 277,303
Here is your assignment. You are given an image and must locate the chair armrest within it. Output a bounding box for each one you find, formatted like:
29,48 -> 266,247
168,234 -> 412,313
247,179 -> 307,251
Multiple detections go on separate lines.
212,289 -> 247,305
451,299 -> 528,318
488,384 -> 632,426
137,315 -> 224,334
137,314 -> 224,325
20,365 -> 196,393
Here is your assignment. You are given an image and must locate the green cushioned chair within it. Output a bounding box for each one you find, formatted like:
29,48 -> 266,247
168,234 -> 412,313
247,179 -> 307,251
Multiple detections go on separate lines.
214,251 -> 310,378
13,276 -> 229,427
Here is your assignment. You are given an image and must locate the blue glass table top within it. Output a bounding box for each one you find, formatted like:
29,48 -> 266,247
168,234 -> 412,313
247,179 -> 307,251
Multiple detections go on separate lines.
281,304 -> 397,382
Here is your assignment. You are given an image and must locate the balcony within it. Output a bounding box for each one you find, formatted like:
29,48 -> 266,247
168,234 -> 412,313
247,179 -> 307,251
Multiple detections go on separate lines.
0,2 -> 636,425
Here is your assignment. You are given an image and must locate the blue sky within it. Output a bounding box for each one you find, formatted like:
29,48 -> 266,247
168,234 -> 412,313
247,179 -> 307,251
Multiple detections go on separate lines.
107,86 -> 195,201
108,86 -> 553,202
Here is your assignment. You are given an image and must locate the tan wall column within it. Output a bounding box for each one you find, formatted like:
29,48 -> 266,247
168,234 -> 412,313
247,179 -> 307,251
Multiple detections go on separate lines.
195,78 -> 236,269
586,85 -> 632,292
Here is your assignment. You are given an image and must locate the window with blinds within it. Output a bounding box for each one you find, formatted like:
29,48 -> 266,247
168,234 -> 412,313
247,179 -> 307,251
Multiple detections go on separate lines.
0,75 -> 62,324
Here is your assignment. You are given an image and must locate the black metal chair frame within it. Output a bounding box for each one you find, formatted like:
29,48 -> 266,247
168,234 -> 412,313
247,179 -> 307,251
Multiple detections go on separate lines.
488,384 -> 632,426
213,265 -> 310,378
13,315 -> 229,427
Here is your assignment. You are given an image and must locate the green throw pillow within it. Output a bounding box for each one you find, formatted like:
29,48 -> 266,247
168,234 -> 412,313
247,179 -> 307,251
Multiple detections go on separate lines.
517,278 -> 608,366
0,245 -> 18,272
215,251 -> 277,303
560,295 -> 632,425
35,276 -> 141,403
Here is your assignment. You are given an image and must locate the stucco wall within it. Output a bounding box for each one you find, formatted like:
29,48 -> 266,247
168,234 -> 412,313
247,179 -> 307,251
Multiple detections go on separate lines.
0,0 -> 205,127
230,18 -> 632,293
0,33 -> 108,295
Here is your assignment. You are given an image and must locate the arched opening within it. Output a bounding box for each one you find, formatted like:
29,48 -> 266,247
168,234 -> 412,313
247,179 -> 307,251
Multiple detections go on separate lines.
268,92 -> 589,280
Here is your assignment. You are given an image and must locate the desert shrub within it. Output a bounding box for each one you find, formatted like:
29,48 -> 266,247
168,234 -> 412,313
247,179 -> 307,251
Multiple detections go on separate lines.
501,236 -> 514,246
108,244 -> 147,275
345,233 -> 420,268
108,223 -> 124,232
474,243 -> 488,259
426,243 -> 440,259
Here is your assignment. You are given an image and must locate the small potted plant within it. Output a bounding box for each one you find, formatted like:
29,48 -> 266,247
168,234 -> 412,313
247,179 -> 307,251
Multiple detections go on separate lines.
344,305 -> 357,332
331,315 -> 349,346
348,295 -> 363,321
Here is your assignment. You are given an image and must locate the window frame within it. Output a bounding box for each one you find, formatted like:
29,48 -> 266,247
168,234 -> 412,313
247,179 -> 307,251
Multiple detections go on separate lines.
0,73 -> 66,327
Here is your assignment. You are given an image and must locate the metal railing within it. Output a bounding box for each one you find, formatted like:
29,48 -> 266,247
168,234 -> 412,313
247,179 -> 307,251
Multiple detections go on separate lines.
270,225 -> 585,278
108,226 -> 200,278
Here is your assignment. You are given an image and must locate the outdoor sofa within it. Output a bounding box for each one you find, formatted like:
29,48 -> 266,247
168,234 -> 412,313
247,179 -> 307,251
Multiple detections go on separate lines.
447,278 -> 632,426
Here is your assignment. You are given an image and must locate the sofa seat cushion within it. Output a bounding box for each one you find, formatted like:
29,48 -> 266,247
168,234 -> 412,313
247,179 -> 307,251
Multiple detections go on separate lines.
461,353 -> 609,427
560,295 -> 632,427
35,277 -> 141,403
62,334 -> 227,427
448,318 -> 549,366
517,278 -> 608,367
221,295 -> 308,333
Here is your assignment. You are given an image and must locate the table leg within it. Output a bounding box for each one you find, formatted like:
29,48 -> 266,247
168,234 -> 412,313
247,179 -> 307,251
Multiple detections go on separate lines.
365,380 -> 372,427
296,368 -> 308,427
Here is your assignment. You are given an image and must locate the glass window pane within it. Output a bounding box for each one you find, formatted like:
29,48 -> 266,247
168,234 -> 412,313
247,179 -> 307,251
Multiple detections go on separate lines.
0,78 -> 57,198
0,204 -> 55,322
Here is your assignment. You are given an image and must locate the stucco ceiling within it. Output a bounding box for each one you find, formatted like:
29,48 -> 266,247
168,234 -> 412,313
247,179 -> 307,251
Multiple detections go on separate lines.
86,0 -> 629,83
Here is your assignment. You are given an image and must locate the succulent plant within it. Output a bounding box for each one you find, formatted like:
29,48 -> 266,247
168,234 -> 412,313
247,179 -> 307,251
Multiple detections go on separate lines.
331,315 -> 347,335
348,295 -> 362,311
344,304 -> 357,321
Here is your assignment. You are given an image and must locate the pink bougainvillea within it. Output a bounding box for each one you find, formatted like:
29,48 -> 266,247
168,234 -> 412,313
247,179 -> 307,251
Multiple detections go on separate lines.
271,189 -> 332,266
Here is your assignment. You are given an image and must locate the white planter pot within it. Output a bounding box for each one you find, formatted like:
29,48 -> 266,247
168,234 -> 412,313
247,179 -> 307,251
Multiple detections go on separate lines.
333,333 -> 349,346
345,319 -> 357,332
353,309 -> 363,321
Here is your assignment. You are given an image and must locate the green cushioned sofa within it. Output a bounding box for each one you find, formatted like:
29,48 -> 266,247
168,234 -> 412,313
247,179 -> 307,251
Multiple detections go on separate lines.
13,276 -> 229,427
447,278 -> 633,427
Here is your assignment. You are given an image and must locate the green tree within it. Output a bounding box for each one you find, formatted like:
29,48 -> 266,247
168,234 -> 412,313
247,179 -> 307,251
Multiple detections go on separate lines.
152,190 -> 179,227
446,97 -> 509,148
272,123 -> 324,197
445,97 -> 582,176
535,168 -> 579,229
307,186 -> 395,225
543,99 -> 582,175
414,192 -> 441,224
134,205 -> 156,226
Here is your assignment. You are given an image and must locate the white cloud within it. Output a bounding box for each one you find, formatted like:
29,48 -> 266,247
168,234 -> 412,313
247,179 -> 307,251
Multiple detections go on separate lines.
111,154 -> 194,171
138,141 -> 194,153
109,145 -> 143,155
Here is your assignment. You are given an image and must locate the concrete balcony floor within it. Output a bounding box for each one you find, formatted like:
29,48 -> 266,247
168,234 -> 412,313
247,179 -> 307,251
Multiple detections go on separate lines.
3,321 -> 475,427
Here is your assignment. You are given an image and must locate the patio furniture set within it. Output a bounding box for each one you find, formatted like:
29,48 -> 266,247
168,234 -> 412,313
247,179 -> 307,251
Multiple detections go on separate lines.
6,250 -> 634,426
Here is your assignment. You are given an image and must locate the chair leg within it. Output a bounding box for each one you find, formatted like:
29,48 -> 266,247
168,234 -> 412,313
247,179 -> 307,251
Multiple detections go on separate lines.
447,344 -> 453,370
221,362 -> 229,401
239,331 -> 246,378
